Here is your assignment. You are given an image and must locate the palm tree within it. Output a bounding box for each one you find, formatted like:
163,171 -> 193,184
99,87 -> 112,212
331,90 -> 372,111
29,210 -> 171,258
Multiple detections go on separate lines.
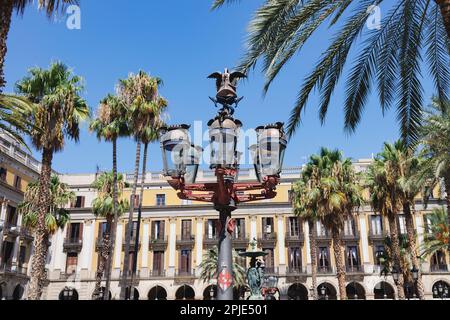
91,171 -> 129,299
199,246 -> 247,288
420,207 -> 449,258
292,172 -> 320,299
118,71 -> 167,299
387,140 -> 426,299
0,0 -> 77,91
293,148 -> 362,299
16,61 -> 89,300
0,93 -> 34,146
418,98 -> 450,251
19,175 -> 75,236
365,144 -> 407,299
212,0 -> 449,145
89,94 -> 129,300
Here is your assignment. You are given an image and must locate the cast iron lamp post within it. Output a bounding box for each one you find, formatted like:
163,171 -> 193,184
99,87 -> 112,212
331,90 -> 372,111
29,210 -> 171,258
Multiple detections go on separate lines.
159,69 -> 286,300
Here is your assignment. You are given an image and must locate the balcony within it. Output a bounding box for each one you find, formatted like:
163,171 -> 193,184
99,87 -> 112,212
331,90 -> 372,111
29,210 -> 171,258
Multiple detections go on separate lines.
148,269 -> 166,277
203,235 -> 219,248
257,232 -> 277,247
316,232 -> 332,242
346,265 -> 363,274
285,233 -> 305,246
119,270 -> 141,286
63,238 -> 83,253
174,268 -> 196,284
3,222 -> 20,237
149,235 -> 168,250
430,264 -> 449,273
19,227 -> 34,242
232,234 -> 249,249
286,266 -> 307,275
368,230 -> 387,242
341,231 -> 360,242
176,235 -> 195,249
122,237 -> 141,251
317,265 -> 334,274
286,266 -> 308,283
0,264 -> 28,278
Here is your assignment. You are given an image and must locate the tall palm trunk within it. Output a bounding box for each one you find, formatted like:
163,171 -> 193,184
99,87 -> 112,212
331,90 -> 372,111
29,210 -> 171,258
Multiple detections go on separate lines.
308,220 -> 318,300
445,176 -> 450,252
92,215 -> 113,300
387,213 -> 406,299
435,0 -> 450,38
120,141 -> 141,300
331,229 -> 346,300
130,142 -> 148,300
28,147 -> 53,300
103,138 -> 119,300
403,202 -> 425,299
0,0 -> 13,92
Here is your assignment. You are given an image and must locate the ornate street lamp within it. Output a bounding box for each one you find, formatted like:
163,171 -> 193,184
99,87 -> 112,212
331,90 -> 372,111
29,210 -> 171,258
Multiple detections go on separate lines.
411,266 -> 419,281
319,285 -> 328,300
250,122 -> 286,183
159,69 -> 286,300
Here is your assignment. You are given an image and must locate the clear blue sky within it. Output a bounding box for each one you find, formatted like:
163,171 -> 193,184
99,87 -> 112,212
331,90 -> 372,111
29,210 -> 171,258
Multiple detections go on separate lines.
4,0 -> 437,174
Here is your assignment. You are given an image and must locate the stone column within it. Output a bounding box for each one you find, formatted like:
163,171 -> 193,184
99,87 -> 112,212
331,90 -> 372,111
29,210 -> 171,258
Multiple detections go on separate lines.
113,223 -> 123,274
304,221 -> 312,272
276,214 -> 286,274
141,220 -> 149,276
358,212 -> 372,273
0,200 -> 8,263
167,217 -> 177,276
195,218 -> 203,269
79,220 -> 94,278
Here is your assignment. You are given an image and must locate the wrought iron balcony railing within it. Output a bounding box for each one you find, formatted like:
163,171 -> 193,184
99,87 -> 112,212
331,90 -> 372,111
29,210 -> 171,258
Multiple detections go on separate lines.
286,266 -> 307,275
3,222 -> 20,236
430,264 -> 449,272
317,265 -> 334,274
149,235 -> 168,250
63,238 -> 83,253
148,269 -> 166,277
175,268 -> 196,277
346,265 -> 363,273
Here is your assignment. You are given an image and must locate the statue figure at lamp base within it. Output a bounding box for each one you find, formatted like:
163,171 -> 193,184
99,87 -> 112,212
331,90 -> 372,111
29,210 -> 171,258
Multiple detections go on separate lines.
239,247 -> 267,300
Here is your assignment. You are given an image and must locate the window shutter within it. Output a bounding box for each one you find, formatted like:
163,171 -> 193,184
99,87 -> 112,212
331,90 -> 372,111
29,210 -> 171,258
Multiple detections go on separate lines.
286,217 -> 290,236
79,223 -> 83,240
187,220 -> 192,237
66,224 -> 71,238
262,218 -> 267,235
81,196 -> 85,208
241,219 -> 246,239
151,221 -> 156,240
160,221 -> 165,238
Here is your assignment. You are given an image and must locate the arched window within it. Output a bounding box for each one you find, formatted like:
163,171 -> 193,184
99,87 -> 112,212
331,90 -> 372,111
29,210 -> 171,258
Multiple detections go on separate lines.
203,285 -> 217,300
59,287 -> 79,300
346,282 -> 366,300
148,285 -> 167,300
125,286 -> 139,300
92,287 -> 112,300
12,285 -> 24,300
317,283 -> 337,300
175,285 -> 195,300
287,283 -> 308,300
432,281 -> 449,299
374,281 -> 395,299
